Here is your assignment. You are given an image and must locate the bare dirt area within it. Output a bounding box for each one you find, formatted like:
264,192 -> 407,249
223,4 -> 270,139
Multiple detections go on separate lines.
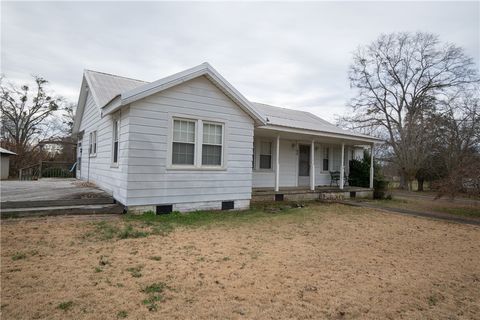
1,204 -> 479,319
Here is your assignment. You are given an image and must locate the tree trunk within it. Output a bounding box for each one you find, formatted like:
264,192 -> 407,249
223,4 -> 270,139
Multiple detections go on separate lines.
418,178 -> 424,192
399,170 -> 408,190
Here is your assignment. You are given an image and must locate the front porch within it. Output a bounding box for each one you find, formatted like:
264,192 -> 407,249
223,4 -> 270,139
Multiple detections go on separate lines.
252,126 -> 376,193
252,186 -> 373,202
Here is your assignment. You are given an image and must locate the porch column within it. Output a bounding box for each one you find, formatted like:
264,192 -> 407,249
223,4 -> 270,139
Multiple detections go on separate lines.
275,135 -> 280,192
340,142 -> 345,190
370,144 -> 374,189
310,140 -> 315,190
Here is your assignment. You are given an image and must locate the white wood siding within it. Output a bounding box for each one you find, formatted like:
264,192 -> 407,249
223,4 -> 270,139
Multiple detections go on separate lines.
78,91 -> 129,204
125,76 -> 254,206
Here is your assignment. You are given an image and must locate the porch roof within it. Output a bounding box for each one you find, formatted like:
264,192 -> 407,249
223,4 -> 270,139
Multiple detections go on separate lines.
253,103 -> 381,145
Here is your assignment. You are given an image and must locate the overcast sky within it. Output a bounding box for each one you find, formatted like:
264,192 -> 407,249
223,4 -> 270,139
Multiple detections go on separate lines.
2,1 -> 479,122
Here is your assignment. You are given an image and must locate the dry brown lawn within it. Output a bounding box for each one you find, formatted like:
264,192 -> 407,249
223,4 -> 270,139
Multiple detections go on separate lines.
1,203 -> 479,320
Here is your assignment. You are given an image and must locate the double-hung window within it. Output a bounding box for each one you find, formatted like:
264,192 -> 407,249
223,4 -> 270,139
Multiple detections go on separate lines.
89,131 -> 97,156
202,123 -> 223,166
112,119 -> 119,164
172,119 -> 196,165
259,141 -> 272,169
323,146 -> 329,171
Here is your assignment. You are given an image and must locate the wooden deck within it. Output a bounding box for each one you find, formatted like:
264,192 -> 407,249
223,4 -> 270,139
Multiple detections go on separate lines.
0,179 -> 122,218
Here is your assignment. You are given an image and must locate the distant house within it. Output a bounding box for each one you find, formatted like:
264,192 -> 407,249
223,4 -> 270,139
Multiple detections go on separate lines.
72,63 -> 379,212
0,147 -> 16,180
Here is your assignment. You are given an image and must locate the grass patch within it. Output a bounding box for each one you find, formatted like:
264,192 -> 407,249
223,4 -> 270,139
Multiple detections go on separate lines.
149,256 -> 162,261
84,201 -> 320,243
11,252 -> 27,261
125,202 -> 311,231
117,310 -> 128,318
118,225 -> 149,239
141,282 -> 169,312
57,301 -> 73,311
126,266 -> 143,278
438,207 -> 480,218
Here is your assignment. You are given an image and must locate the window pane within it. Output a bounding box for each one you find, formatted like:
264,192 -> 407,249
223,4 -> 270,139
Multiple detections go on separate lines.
260,142 -> 271,155
202,144 -> 221,165
113,141 -> 119,163
323,159 -> 329,171
172,142 -> 194,165
203,123 -> 222,145
173,120 -> 195,143
260,155 -> 271,169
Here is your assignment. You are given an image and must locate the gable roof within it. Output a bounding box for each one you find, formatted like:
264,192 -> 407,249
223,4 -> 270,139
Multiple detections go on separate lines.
73,63 -> 381,143
85,70 -> 147,107
101,63 -> 266,125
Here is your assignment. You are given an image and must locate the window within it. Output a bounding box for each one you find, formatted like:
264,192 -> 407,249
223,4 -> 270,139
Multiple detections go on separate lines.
172,119 -> 195,165
323,147 -> 329,171
89,131 -> 97,156
202,123 -> 223,166
112,119 -> 119,164
259,141 -> 272,169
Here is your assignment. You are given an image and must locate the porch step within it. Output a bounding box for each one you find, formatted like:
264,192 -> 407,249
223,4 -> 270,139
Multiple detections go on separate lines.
0,197 -> 114,209
1,203 -> 124,219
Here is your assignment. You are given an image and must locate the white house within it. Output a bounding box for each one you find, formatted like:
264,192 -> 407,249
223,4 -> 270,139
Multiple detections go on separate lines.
72,63 -> 380,213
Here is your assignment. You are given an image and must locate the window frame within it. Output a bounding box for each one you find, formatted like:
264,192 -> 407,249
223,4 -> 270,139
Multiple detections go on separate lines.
259,140 -> 273,170
167,116 -> 227,170
111,116 -> 120,167
89,130 -> 97,157
171,118 -> 197,167
322,146 -> 330,172
201,121 -> 224,167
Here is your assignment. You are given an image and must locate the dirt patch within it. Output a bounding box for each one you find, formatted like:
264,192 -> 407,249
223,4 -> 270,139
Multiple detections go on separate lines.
1,204 -> 479,319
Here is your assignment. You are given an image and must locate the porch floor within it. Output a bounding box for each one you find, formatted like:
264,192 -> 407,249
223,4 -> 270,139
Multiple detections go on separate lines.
252,186 -> 372,195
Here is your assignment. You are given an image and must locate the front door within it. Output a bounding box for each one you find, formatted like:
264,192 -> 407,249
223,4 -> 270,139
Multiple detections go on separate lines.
298,144 -> 310,186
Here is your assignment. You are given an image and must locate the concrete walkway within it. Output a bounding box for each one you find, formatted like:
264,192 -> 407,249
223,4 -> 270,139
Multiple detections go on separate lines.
340,200 -> 480,226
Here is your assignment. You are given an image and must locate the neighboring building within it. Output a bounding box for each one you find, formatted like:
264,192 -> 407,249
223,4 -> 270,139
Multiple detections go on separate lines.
72,63 -> 380,212
0,147 -> 16,180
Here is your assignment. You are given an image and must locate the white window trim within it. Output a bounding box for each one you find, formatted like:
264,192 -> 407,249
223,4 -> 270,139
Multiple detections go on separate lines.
89,130 -> 97,157
170,117 -> 198,168
201,120 -> 225,168
321,145 -> 331,173
255,139 -> 274,172
167,116 -> 227,171
111,114 -> 120,168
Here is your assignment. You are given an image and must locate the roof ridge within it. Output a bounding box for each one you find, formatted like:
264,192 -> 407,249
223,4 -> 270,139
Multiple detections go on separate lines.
84,69 -> 149,83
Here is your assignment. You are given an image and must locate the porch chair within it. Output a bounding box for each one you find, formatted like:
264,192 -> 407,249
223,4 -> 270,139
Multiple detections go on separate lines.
329,171 -> 348,187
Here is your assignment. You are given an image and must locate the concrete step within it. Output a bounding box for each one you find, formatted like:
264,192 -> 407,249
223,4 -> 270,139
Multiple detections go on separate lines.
1,203 -> 124,219
0,197 -> 114,209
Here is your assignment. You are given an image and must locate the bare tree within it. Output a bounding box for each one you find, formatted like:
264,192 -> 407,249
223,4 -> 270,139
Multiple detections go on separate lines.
346,32 -> 479,189
0,76 -> 63,174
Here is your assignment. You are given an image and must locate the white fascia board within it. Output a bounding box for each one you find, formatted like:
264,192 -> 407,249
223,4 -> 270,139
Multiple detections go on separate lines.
101,95 -> 122,117
72,77 -> 88,135
260,124 -> 383,144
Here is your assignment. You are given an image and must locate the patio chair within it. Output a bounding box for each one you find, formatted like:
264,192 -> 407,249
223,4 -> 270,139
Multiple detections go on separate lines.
330,171 -> 348,187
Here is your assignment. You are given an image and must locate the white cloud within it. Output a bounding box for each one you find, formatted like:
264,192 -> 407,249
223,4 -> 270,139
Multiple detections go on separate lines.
2,1 -> 478,122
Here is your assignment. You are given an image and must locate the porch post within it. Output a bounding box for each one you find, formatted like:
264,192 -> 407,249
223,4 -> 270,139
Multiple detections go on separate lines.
275,135 -> 280,192
340,142 -> 345,190
370,144 -> 374,189
310,140 -> 315,191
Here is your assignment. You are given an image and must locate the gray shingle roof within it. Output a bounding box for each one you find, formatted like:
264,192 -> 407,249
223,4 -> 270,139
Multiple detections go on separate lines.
82,69 -> 377,141
252,102 -> 374,139
84,70 -> 147,107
